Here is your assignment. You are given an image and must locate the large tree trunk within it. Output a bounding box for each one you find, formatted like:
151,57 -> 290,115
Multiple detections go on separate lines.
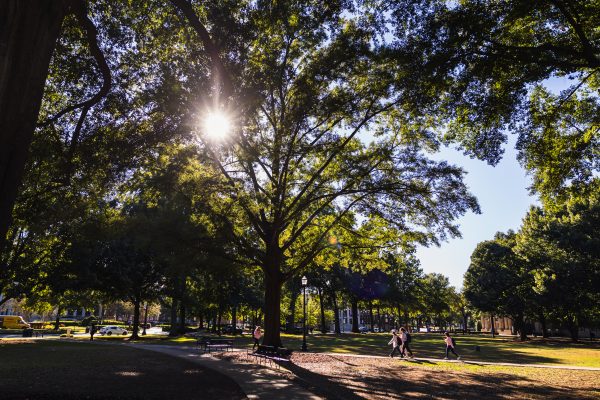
178,302 -> 186,334
211,313 -> 217,333
540,313 -> 548,338
376,304 -> 382,332
231,305 -> 237,335
369,301 -> 374,332
54,307 -> 62,330
262,268 -> 284,347
513,313 -> 527,341
318,286 -> 327,333
0,1 -> 68,250
332,292 -> 341,334
129,296 -> 140,340
216,306 -> 222,336
261,239 -> 284,347
350,299 -> 359,333
567,317 -> 579,342
169,298 -> 178,337
198,311 -> 204,330
490,315 -> 495,338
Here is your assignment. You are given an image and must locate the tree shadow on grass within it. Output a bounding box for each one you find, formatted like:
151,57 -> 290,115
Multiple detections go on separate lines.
284,356 -> 598,400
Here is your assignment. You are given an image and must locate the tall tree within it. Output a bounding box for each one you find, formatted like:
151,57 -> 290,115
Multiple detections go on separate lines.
464,231 -> 534,340
516,185 -> 600,341
420,273 -> 454,331
179,1 -> 479,347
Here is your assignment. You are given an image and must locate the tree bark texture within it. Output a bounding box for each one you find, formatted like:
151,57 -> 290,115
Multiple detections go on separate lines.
129,296 -> 140,340
54,307 -> 62,330
332,292 -> 341,334
231,305 -> 237,335
538,312 -> 548,338
0,1 -> 68,250
261,240 -> 284,347
351,299 -> 359,333
262,268 -> 283,347
318,286 -> 327,333
169,298 -> 178,336
178,302 -> 186,334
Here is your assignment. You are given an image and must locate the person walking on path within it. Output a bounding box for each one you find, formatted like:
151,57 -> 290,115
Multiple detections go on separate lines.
252,326 -> 262,350
443,331 -> 460,360
89,324 -> 96,341
388,329 -> 403,358
400,327 -> 413,358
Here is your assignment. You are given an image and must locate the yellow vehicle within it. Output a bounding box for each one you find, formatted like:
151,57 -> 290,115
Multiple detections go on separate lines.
0,315 -> 31,329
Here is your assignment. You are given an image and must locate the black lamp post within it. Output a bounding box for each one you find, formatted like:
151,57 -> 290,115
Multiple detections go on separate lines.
302,275 -> 308,351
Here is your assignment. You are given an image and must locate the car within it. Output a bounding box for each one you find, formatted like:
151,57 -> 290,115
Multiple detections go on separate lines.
99,325 -> 128,336
358,326 -> 369,333
221,325 -> 243,334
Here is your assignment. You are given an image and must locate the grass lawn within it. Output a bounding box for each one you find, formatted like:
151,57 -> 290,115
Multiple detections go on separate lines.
280,332 -> 600,368
88,331 -> 600,368
0,340 -> 244,400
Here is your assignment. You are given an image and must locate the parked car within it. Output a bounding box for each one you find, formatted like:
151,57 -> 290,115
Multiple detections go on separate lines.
99,326 -> 128,336
358,326 -> 369,333
221,325 -> 243,334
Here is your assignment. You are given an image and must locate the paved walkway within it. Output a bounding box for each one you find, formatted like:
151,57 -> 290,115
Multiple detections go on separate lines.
130,344 -> 322,400
320,352 -> 600,371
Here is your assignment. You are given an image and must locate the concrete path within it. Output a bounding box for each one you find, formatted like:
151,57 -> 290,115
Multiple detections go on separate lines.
130,344 -> 323,400
319,352 -> 600,371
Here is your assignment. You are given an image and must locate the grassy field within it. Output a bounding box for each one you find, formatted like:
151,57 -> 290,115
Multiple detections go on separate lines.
0,340 -> 244,400
75,331 -> 600,367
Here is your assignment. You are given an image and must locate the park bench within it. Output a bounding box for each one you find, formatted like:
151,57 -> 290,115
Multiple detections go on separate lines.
247,345 -> 292,369
197,336 -> 234,353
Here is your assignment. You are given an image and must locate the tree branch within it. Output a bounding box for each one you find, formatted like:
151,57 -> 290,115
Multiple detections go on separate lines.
38,0 -> 112,127
169,0 -> 233,98
551,0 -> 600,67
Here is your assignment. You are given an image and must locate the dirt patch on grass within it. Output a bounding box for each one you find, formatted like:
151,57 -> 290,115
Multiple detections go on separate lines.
219,352 -> 600,399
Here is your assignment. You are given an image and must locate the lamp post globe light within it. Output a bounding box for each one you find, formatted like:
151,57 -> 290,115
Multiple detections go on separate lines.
302,275 -> 308,351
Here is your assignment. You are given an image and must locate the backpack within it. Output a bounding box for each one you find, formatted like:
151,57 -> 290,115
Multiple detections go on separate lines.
405,333 -> 412,343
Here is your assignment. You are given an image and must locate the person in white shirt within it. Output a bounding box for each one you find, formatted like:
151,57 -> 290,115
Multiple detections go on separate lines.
388,329 -> 403,358
253,326 -> 262,350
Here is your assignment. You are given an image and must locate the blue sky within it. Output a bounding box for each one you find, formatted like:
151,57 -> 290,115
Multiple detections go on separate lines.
417,76 -> 572,289
415,138 -> 538,289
